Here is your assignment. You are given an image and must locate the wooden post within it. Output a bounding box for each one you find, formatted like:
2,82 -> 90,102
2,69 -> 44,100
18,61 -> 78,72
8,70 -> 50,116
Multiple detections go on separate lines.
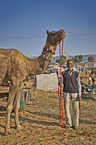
58,40 -> 65,127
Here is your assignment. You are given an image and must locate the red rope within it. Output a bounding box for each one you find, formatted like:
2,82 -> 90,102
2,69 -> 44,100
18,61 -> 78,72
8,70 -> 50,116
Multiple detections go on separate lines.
58,39 -> 65,127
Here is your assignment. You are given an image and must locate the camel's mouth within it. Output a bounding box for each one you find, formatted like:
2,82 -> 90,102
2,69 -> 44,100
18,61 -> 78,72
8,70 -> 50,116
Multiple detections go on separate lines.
58,35 -> 66,43
62,35 -> 66,39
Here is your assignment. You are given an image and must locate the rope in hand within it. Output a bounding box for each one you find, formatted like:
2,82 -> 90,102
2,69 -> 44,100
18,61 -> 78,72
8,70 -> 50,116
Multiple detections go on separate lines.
58,39 -> 65,127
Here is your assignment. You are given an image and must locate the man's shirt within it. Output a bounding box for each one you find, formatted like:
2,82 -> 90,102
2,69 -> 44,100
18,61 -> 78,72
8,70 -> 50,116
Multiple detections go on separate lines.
61,69 -> 81,96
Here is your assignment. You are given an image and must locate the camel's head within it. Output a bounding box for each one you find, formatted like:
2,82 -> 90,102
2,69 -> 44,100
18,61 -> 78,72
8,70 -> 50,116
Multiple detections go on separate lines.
46,29 -> 66,45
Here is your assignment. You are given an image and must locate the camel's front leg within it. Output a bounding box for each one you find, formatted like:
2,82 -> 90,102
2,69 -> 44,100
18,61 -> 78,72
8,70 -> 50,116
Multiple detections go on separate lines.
5,103 -> 13,135
14,84 -> 24,130
5,86 -> 17,135
14,98 -> 23,130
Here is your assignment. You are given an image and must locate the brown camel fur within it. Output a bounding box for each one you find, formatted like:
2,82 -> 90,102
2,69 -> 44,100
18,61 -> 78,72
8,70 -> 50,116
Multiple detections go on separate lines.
0,29 -> 66,135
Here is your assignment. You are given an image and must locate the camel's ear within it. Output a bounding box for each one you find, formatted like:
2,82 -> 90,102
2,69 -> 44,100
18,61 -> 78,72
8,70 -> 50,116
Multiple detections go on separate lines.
46,30 -> 50,35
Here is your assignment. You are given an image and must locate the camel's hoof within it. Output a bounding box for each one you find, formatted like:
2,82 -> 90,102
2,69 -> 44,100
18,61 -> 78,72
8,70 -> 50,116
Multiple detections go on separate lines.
5,131 -> 12,136
5,127 -> 12,136
16,125 -> 23,130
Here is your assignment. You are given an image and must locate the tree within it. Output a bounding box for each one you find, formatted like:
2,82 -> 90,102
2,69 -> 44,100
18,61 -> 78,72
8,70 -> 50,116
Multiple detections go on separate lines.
79,55 -> 83,62
62,56 -> 67,65
88,56 -> 95,62
56,56 -> 67,65
72,55 -> 83,63
56,59 -> 60,63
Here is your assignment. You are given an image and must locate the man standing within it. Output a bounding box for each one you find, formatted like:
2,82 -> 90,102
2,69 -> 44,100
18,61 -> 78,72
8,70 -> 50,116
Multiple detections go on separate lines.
61,59 -> 81,130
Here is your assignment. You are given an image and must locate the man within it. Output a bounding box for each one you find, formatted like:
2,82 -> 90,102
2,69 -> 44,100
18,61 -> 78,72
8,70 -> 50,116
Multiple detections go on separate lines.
91,68 -> 95,85
61,59 -> 81,130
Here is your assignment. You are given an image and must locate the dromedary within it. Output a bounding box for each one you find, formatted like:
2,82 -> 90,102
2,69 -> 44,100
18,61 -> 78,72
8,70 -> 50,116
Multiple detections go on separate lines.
0,29 -> 66,135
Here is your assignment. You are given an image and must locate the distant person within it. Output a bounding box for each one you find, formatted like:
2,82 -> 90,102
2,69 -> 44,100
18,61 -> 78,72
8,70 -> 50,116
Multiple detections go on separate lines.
56,69 -> 58,77
91,74 -> 95,85
86,70 -> 87,75
91,68 -> 95,85
59,59 -> 81,131
88,73 -> 91,86
91,68 -> 94,75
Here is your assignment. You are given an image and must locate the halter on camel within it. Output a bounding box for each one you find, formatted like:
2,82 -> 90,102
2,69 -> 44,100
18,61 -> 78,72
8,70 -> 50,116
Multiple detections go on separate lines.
41,29 -> 65,127
58,32 -> 65,127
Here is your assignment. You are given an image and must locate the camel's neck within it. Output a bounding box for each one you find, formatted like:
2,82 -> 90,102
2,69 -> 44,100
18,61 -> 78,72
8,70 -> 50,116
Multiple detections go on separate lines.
25,44 -> 57,76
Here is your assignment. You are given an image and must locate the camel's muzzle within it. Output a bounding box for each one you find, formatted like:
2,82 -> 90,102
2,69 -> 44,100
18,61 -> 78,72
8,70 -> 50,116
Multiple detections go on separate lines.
60,30 -> 66,39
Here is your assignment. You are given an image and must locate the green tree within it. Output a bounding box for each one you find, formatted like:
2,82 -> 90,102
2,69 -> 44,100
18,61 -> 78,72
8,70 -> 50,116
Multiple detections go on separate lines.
56,59 -> 60,63
79,55 -> 83,62
72,55 -> 83,63
62,56 -> 67,65
88,56 -> 95,62
56,56 -> 67,65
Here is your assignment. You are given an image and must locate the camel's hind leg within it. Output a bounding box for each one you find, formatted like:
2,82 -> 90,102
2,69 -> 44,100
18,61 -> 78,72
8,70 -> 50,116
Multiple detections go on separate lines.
5,85 -> 17,135
14,83 -> 24,130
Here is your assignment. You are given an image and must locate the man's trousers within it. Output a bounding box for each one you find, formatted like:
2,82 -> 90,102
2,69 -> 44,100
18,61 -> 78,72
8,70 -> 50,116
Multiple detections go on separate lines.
64,93 -> 79,127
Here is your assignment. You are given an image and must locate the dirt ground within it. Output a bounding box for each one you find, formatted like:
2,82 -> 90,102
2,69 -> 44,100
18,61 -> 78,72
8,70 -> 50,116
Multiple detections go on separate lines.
0,71 -> 96,145
0,88 -> 96,145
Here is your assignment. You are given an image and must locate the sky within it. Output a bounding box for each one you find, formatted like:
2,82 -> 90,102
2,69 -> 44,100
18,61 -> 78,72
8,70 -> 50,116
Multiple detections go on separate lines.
0,0 -> 96,57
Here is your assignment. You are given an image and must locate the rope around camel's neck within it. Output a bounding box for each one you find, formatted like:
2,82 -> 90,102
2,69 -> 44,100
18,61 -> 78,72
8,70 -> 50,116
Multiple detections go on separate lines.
41,43 -> 56,61
25,43 -> 57,76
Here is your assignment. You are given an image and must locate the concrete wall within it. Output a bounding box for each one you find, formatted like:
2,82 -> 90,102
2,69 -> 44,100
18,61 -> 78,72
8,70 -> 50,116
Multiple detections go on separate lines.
36,73 -> 58,92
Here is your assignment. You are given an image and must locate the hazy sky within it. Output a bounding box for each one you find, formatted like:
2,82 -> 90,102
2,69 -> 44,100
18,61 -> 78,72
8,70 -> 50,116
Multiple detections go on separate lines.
0,0 -> 96,57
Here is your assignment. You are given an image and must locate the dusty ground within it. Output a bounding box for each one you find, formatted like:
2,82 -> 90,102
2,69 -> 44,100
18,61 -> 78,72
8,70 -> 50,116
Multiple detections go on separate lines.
0,89 -> 96,145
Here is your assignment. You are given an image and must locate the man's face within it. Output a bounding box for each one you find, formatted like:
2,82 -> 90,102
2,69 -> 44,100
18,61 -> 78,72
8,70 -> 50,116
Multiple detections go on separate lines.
67,61 -> 74,70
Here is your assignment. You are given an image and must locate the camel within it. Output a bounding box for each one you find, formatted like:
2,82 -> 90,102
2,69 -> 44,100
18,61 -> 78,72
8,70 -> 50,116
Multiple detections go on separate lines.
0,29 -> 66,135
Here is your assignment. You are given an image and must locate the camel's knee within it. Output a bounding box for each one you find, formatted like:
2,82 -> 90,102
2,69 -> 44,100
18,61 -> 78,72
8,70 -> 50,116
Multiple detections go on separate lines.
6,104 -> 13,113
14,103 -> 20,112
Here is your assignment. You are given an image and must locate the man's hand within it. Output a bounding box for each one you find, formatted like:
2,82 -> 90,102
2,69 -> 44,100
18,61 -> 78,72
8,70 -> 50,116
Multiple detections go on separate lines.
58,81 -> 62,86
76,95 -> 81,101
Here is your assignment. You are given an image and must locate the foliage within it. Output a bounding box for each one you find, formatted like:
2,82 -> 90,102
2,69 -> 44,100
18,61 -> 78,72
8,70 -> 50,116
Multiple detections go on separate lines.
56,59 -> 59,63
56,56 -> 67,65
62,56 -> 67,65
72,55 -> 83,63
88,56 -> 95,62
